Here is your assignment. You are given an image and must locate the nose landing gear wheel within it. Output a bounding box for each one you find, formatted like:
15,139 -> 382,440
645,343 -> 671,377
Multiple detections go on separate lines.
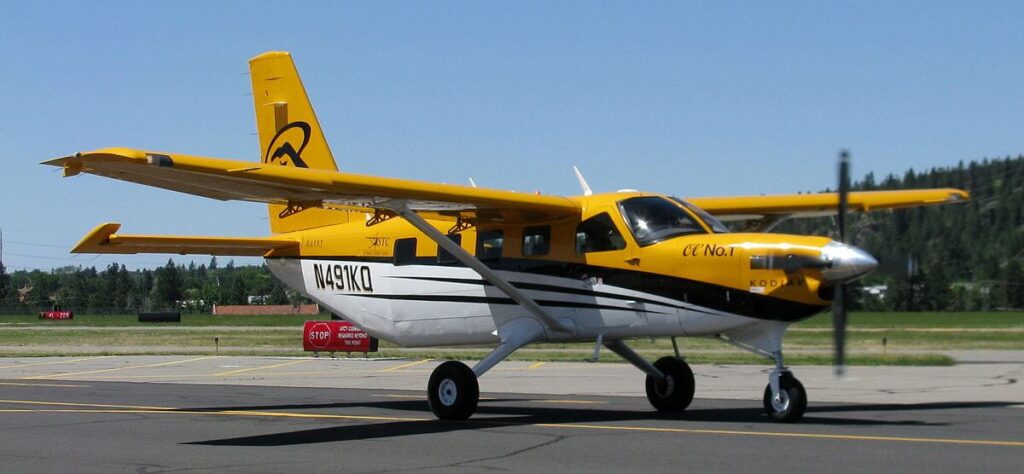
427,361 -> 479,420
762,372 -> 807,423
645,356 -> 695,412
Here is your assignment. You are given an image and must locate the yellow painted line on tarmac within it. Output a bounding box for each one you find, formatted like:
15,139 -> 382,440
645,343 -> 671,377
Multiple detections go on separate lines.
0,382 -> 88,388
21,356 -> 219,380
0,399 -> 175,411
0,408 -> 426,422
381,359 -> 433,372
212,359 -> 307,376
31,367 -> 382,381
0,399 -> 423,422
0,398 -> 1022,448
531,399 -> 606,405
371,394 -> 499,401
0,356 -> 110,370
534,422 -> 1024,448
527,362 -> 546,370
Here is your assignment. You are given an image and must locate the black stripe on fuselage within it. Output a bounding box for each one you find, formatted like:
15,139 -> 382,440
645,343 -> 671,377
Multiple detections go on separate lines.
387,275 -> 715,315
268,256 -> 825,322
342,293 -> 669,314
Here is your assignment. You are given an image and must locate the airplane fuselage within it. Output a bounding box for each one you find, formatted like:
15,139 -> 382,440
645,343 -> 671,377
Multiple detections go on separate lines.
264,192 -> 855,347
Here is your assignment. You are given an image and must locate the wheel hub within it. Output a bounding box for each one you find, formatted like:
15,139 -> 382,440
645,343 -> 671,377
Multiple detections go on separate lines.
656,375 -> 675,398
438,379 -> 458,406
771,390 -> 790,412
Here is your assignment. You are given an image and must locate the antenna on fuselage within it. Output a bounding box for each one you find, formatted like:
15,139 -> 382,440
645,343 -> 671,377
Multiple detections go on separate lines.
573,166 -> 593,196
468,177 -> 478,188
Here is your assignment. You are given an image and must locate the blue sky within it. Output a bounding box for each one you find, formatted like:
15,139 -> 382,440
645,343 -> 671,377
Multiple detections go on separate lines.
2,2 -> 1022,270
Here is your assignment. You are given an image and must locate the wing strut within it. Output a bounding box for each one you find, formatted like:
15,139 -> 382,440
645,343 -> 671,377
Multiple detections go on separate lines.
384,202 -> 575,335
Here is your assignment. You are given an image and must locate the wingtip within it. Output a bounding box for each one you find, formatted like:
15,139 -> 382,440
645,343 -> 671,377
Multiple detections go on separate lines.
72,223 -> 122,253
41,156 -> 71,167
42,153 -> 85,177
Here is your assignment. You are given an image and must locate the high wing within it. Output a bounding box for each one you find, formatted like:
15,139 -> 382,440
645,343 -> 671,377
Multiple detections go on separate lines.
43,148 -> 581,224
73,223 -> 299,256
687,189 -> 969,222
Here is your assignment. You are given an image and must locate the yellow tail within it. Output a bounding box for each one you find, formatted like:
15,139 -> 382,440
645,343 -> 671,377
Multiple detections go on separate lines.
250,51 -> 351,233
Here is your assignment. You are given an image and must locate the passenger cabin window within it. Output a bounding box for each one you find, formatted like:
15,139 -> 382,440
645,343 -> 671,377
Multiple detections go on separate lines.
393,238 -> 417,266
619,196 -> 706,246
437,234 -> 463,264
576,213 -> 626,253
522,226 -> 551,256
476,229 -> 504,261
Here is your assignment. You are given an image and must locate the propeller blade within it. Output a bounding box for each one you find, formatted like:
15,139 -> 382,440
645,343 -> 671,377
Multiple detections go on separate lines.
837,150 -> 850,243
834,283 -> 847,375
834,150 -> 850,376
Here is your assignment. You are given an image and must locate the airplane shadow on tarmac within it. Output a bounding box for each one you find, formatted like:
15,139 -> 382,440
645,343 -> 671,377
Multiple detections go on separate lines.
183,399 -> 1016,447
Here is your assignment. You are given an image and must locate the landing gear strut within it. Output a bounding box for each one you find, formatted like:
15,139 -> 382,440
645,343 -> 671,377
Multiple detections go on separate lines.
762,352 -> 807,422
602,339 -> 696,413
719,322 -> 809,423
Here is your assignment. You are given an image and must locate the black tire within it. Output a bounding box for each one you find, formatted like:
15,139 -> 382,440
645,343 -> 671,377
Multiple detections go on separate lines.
645,356 -> 695,412
762,372 -> 807,423
427,360 -> 479,420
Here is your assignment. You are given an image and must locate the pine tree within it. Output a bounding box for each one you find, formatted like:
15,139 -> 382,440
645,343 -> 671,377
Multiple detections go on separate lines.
0,261 -> 10,303
153,259 -> 182,311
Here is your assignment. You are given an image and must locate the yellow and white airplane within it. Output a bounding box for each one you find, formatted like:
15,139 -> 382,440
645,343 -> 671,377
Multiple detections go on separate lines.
45,52 -> 968,423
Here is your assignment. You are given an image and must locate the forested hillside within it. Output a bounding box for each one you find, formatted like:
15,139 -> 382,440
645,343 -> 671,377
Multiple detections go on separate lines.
1,156 -> 1021,313
777,155 -> 1024,311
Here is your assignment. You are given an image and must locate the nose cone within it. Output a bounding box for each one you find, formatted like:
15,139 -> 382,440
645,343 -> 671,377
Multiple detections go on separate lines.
820,241 -> 878,283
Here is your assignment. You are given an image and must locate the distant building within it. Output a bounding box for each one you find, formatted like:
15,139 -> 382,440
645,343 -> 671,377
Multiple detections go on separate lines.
247,295 -> 270,305
212,304 -> 321,315
863,284 -> 888,299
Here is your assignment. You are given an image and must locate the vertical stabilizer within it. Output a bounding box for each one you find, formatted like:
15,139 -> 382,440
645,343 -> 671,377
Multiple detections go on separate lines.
250,51 -> 351,233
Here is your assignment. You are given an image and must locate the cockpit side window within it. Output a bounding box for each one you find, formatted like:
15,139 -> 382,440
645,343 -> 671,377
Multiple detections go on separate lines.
576,212 -> 627,253
618,196 -> 706,246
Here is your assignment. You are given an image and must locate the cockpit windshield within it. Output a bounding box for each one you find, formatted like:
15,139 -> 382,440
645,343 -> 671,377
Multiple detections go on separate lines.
618,196 -> 707,246
669,197 -> 731,233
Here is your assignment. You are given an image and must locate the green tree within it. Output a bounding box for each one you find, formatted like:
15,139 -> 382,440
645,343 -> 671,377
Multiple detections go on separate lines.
153,259 -> 182,310
1003,261 -> 1024,309
0,261 -> 10,303
267,283 -> 289,305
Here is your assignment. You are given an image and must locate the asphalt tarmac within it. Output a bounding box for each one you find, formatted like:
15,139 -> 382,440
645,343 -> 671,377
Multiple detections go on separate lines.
0,357 -> 1021,473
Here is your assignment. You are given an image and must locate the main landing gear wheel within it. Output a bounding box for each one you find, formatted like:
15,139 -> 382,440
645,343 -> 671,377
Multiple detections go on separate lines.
427,361 -> 479,420
645,356 -> 695,412
762,372 -> 807,423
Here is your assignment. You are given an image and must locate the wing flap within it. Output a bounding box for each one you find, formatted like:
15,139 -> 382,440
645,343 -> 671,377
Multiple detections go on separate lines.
73,223 -> 300,256
45,148 -> 581,223
688,189 -> 969,221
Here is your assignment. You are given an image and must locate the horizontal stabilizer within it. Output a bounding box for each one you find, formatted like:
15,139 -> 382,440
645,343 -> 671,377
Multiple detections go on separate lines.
73,223 -> 299,256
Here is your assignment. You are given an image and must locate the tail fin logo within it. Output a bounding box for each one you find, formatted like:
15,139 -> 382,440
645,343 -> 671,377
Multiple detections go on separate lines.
264,121 -> 311,168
